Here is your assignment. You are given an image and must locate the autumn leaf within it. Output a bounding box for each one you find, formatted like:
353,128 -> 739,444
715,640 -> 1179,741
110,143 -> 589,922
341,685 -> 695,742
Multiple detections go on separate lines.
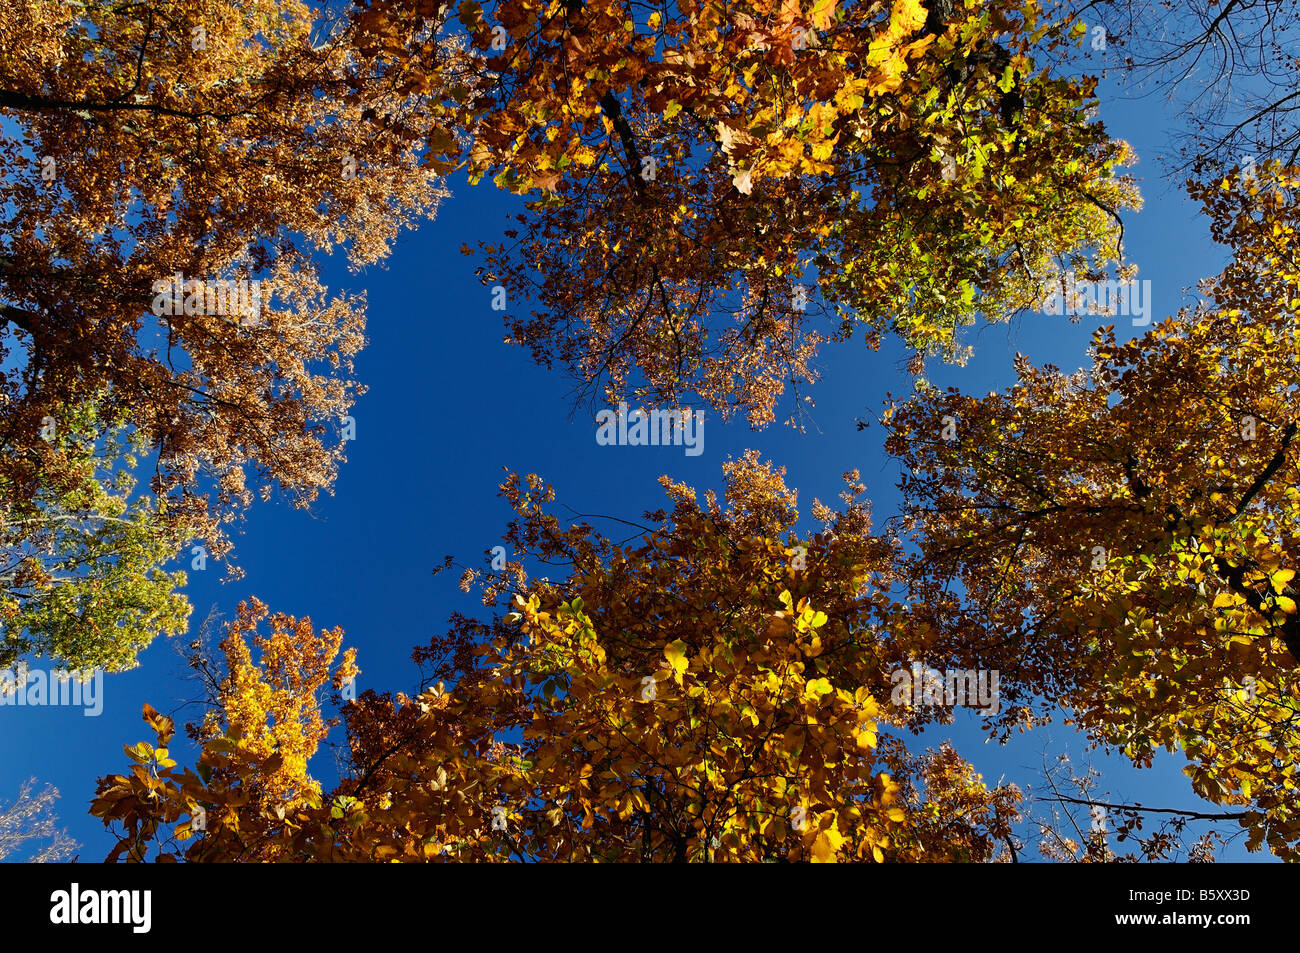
811,823 -> 846,862
665,639 -> 690,685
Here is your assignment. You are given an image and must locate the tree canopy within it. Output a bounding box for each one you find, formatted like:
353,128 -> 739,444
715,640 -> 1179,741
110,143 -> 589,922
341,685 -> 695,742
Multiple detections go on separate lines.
94,459 -> 1023,862
882,162 -> 1300,858
0,0 -> 1295,864
1,0 -> 448,556
451,0 -> 1140,422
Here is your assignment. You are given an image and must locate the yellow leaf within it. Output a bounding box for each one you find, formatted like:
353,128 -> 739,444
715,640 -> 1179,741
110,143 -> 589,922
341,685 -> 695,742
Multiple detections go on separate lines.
664,639 -> 690,684
809,0 -> 836,30
811,139 -> 835,162
890,0 -> 928,34
811,824 -> 845,862
804,677 -> 833,701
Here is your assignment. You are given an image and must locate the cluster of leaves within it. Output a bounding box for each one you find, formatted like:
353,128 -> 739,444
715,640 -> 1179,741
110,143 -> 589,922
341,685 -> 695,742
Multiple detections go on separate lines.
1,0 -> 454,671
446,0 -> 1141,423
94,458 -> 1021,862
881,162 -> 1300,858
0,398 -> 189,672
0,0 -> 449,558
91,598 -> 357,861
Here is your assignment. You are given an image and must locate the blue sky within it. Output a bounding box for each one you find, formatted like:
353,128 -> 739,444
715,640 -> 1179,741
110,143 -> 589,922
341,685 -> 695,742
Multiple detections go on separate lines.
0,63 -> 1271,861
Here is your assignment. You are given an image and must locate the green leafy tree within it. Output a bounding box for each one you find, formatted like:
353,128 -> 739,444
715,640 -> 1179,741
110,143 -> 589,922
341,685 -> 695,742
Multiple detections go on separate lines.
1,399 -> 189,672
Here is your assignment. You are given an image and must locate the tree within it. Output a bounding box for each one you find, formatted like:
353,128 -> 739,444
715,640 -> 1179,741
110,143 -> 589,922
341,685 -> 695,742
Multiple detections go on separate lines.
1,396 -> 190,672
1069,0 -> 1300,171
362,0 -> 1140,424
91,597 -> 357,862
0,0 -> 453,558
880,162 -> 1300,858
1008,748 -> 1236,862
93,457 -> 1022,861
0,777 -> 78,862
